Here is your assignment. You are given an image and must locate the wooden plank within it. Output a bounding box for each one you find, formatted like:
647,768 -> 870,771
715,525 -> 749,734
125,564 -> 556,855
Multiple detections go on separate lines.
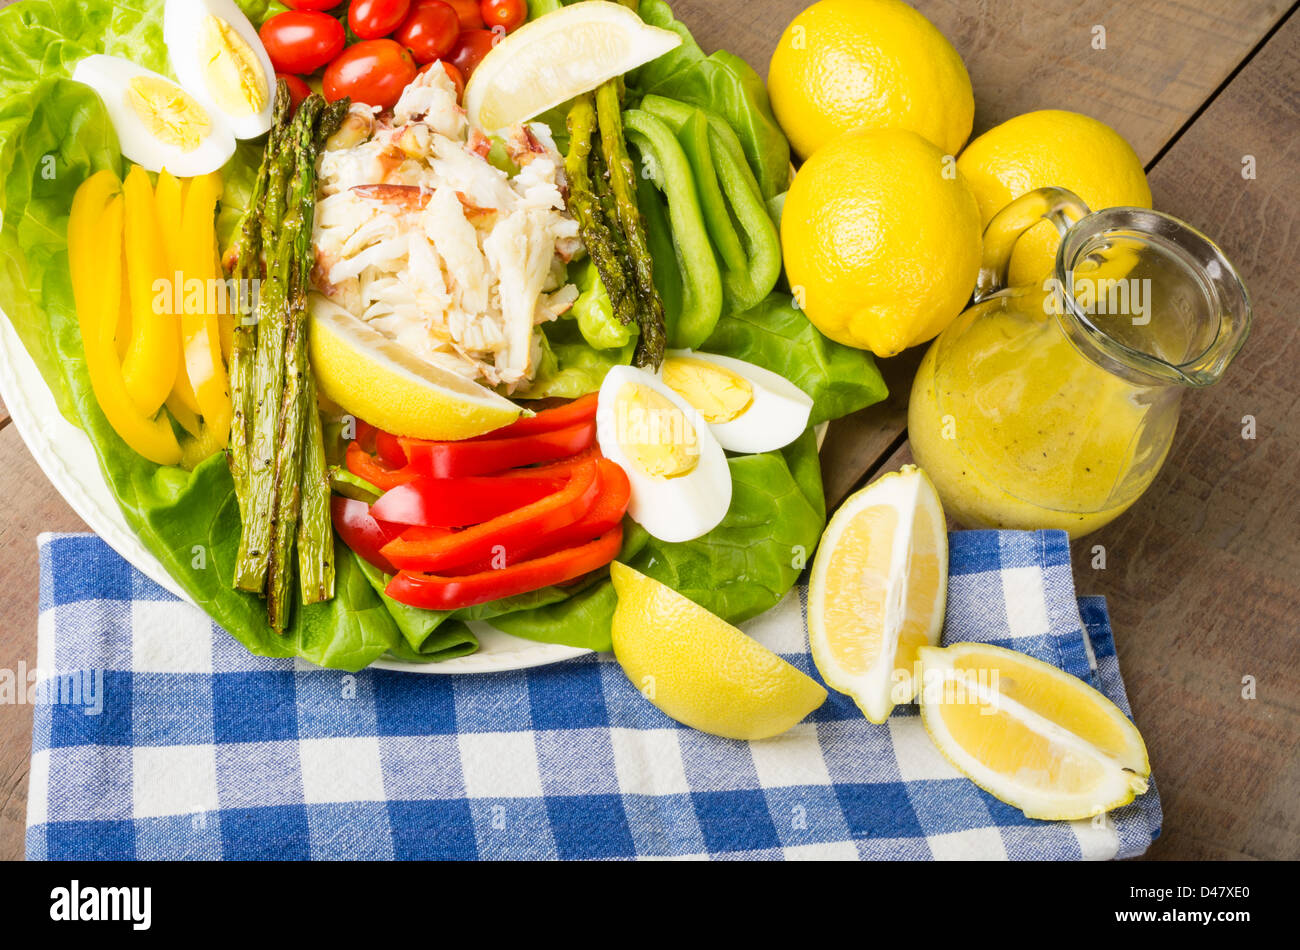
870,12 -> 1300,861
0,425 -> 89,860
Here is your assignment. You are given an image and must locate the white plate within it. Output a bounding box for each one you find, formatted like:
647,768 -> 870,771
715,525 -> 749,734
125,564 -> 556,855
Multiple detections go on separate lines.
0,308 -> 589,673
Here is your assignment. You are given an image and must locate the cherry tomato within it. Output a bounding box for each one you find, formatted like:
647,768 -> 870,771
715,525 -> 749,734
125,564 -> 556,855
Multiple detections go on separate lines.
445,0 -> 485,29
323,38 -> 418,109
480,0 -> 525,32
418,59 -> 465,100
349,0 -> 412,39
260,11 -> 346,74
448,28 -> 497,80
282,0 -> 341,10
276,73 -> 314,113
394,0 -> 460,64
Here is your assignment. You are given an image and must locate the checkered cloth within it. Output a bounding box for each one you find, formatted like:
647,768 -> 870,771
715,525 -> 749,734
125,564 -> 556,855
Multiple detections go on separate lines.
26,530 -> 1160,860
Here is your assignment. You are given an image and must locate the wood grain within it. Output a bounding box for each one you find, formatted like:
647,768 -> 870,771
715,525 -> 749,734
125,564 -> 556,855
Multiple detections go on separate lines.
0,425 -> 89,862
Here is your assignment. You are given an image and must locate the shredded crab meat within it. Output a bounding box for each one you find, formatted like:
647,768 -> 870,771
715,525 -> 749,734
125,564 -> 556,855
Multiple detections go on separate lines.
312,67 -> 581,390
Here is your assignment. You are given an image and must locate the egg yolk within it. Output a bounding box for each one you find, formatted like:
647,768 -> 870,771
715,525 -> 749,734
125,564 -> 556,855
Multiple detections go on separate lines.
200,15 -> 268,117
615,383 -> 700,478
660,356 -> 753,424
126,76 -> 211,152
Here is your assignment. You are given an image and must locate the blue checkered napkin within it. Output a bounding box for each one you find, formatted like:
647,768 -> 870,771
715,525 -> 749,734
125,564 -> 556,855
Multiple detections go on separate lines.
26,529 -> 1160,861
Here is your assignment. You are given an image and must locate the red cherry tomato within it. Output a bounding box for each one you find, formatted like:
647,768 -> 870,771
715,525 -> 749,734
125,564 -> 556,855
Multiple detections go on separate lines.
259,11 -> 346,74
418,59 -> 465,100
276,73 -> 313,113
349,0 -> 412,39
282,0 -> 341,10
323,38 -> 418,109
480,0 -> 525,32
448,28 -> 497,80
444,0 -> 485,29
393,0 -> 460,64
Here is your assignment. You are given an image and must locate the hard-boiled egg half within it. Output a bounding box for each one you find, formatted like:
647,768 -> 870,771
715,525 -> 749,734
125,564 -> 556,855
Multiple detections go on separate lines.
72,55 -> 235,177
596,365 -> 732,543
164,0 -> 274,139
658,350 -> 813,453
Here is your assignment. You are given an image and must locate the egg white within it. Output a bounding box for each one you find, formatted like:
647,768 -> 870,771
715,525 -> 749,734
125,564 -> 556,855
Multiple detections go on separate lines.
72,54 -> 236,177
596,364 -> 732,544
164,0 -> 275,139
660,350 -> 814,454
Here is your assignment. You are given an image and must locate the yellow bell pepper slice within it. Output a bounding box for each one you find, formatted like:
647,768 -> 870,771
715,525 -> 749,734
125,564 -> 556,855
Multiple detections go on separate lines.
155,169 -> 202,416
69,172 -> 182,466
120,165 -> 179,417
179,170 -> 232,450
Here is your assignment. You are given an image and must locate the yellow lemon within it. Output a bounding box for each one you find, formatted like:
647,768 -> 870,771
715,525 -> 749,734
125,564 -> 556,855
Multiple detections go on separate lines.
957,109 -> 1151,286
609,562 -> 827,740
806,465 -> 948,723
768,0 -> 973,160
918,642 -> 1151,820
308,294 -> 521,440
781,127 -> 982,357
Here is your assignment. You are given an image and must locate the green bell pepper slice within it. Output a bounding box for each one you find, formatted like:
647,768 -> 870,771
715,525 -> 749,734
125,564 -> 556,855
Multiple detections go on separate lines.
640,94 -> 781,313
571,258 -> 636,350
640,96 -> 747,273
622,108 -> 724,350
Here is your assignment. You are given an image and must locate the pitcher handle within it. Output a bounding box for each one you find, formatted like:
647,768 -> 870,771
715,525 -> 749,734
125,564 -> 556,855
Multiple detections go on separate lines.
973,187 -> 1092,302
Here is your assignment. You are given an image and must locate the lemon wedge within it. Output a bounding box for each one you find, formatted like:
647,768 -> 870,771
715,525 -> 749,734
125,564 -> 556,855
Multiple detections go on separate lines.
464,1 -> 682,131
918,642 -> 1151,820
806,465 -> 948,723
610,562 -> 827,740
308,295 -> 521,440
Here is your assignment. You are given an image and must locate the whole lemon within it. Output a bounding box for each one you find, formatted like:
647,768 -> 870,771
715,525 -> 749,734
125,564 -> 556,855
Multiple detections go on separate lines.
768,0 -> 974,160
782,127 -> 982,358
957,110 -> 1151,286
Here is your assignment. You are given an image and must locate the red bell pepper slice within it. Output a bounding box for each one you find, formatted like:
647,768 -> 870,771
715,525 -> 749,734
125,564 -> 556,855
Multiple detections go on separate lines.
346,440 -> 419,490
381,458 -> 601,572
370,474 -> 565,528
472,392 -> 598,440
330,495 -> 405,574
445,459 -> 630,573
498,444 -> 603,479
385,525 -> 624,610
374,429 -> 408,469
398,419 -> 596,478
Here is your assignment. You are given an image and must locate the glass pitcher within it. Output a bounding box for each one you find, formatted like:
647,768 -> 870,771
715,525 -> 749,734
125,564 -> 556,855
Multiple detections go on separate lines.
908,187 -> 1251,538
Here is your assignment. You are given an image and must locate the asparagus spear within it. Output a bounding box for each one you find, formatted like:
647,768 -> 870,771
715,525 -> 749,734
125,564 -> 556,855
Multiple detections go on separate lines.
594,80 -> 667,368
265,96 -> 324,629
296,98 -> 345,609
297,373 -> 335,605
315,99 -> 350,151
233,100 -> 312,592
565,95 -> 639,331
228,83 -> 292,518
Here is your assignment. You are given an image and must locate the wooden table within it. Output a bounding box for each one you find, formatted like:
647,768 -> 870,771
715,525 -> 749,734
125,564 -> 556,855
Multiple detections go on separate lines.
1,0 -> 1297,861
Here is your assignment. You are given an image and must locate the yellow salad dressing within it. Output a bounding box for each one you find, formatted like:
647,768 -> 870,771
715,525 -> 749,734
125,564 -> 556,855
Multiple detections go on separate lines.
908,305 -> 1177,538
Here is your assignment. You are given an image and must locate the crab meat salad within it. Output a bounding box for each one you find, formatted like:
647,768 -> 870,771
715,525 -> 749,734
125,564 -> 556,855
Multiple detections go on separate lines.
23,0 -> 888,666
312,66 -> 581,391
